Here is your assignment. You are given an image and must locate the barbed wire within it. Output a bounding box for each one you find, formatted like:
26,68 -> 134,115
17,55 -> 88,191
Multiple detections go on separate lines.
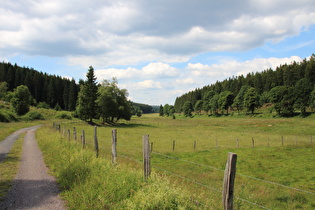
153,165 -> 269,209
152,151 -> 225,172
152,151 -> 315,196
235,173 -> 315,196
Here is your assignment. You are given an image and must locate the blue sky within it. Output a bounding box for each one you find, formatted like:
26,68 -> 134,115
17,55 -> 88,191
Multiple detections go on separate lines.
1,0 -> 315,105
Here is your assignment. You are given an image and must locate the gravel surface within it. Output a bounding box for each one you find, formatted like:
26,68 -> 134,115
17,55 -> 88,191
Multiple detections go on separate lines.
0,126 -> 66,210
0,126 -> 41,162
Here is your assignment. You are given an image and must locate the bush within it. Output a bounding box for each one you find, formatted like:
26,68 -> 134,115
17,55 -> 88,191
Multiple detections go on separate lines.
22,111 -> 45,121
37,102 -> 50,109
55,112 -> 73,120
0,110 -> 18,122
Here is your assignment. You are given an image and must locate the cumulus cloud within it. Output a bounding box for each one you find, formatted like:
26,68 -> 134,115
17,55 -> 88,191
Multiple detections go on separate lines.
1,0 -> 314,105
1,0 -> 315,66
95,62 -> 179,81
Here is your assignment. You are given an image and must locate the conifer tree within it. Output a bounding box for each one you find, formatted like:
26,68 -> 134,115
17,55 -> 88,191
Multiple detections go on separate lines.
77,66 -> 99,122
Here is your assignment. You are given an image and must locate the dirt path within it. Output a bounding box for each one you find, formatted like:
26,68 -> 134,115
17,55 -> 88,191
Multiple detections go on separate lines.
0,126 -> 66,210
0,126 -> 41,162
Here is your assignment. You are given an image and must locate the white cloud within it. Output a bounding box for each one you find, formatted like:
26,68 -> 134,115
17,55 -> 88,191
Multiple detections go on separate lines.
94,62 -> 179,81
135,80 -> 162,89
1,0 -> 315,66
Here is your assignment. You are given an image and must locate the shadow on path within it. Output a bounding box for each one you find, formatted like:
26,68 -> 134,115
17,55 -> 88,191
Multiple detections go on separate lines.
0,179 -> 64,210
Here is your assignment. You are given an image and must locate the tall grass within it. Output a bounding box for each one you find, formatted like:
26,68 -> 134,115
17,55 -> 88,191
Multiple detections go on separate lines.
36,125 -> 199,209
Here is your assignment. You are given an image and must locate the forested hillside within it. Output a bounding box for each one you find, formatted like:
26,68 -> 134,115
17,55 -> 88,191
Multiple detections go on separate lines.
0,62 -> 79,111
0,62 -> 156,117
174,54 -> 315,116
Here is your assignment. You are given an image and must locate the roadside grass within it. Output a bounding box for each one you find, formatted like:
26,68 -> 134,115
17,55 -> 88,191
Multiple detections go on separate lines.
36,125 -> 200,209
56,113 -> 315,209
0,135 -> 24,200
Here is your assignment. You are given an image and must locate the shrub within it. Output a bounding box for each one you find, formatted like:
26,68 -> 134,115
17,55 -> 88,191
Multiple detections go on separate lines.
0,110 -> 18,122
37,102 -> 50,109
22,111 -> 44,121
55,112 -> 72,120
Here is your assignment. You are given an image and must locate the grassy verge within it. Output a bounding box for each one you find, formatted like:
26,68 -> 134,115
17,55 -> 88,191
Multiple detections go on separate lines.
36,125 -> 199,209
0,135 -> 24,200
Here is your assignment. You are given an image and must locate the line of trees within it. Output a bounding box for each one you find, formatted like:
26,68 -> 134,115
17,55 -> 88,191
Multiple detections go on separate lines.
0,63 -> 134,122
173,54 -> 315,116
0,62 -> 156,119
0,62 -> 79,111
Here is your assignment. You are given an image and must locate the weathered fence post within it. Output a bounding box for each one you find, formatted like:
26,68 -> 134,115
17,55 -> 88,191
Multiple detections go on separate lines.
222,152 -> 237,210
94,126 -> 99,158
252,137 -> 254,148
112,129 -> 117,164
73,127 -> 77,141
172,140 -> 176,152
82,130 -> 85,149
143,135 -> 151,179
282,136 -> 284,146
63,126 -> 66,137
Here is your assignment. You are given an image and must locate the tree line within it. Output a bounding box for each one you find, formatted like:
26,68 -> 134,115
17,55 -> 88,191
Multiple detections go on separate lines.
0,62 -> 155,121
173,54 -> 315,117
0,62 -> 79,111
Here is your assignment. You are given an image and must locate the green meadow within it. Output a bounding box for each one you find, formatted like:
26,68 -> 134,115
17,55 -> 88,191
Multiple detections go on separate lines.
1,112 -> 314,209
52,113 -> 315,209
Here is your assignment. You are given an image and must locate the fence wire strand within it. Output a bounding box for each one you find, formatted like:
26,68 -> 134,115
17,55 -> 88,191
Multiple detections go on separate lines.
152,151 -> 315,196
152,165 -> 269,209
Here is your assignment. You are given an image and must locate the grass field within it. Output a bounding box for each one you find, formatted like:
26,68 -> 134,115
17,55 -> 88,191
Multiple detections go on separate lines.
1,112 -> 314,209
53,113 -> 315,209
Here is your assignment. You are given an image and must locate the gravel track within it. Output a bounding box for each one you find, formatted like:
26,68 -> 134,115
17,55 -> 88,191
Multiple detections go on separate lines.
0,126 -> 66,210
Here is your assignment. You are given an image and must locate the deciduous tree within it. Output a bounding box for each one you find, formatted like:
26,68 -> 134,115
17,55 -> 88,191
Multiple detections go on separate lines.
11,85 -> 33,115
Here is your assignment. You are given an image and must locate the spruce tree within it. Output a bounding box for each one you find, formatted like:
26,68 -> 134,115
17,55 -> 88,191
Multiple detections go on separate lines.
77,66 -> 98,122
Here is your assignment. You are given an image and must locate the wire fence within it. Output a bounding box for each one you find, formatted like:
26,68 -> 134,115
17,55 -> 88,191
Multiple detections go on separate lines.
53,122 -> 315,209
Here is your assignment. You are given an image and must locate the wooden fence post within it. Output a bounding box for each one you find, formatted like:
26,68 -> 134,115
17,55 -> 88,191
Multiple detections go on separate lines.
252,137 -> 254,148
112,129 -> 117,164
282,136 -> 284,146
172,140 -> 176,152
82,130 -> 85,149
73,127 -> 77,141
143,135 -> 151,179
94,126 -> 99,158
222,152 -> 237,210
